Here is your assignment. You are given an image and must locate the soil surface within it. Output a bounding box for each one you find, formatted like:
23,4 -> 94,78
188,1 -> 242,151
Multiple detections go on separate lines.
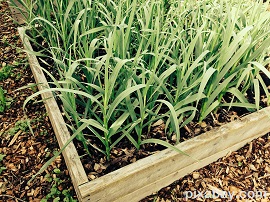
0,1 -> 269,201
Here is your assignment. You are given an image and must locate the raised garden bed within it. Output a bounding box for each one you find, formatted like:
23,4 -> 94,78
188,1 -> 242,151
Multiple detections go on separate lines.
11,0 -> 270,201
18,25 -> 270,202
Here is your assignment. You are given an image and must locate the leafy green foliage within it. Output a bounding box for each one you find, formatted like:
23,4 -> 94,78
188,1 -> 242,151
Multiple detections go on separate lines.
0,154 -> 5,161
41,170 -> 77,202
0,65 -> 13,81
0,154 -> 6,174
0,87 -> 13,113
0,86 -> 6,113
17,0 -> 270,160
0,166 -> 6,174
7,119 -> 30,136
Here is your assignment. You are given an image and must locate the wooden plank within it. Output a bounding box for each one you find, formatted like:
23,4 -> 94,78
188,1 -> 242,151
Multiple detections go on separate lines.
17,27 -> 89,201
79,107 -> 270,202
7,0 -> 27,25
9,12 -> 27,25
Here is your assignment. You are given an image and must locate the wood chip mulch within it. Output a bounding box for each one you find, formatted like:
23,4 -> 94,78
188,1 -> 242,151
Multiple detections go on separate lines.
0,1 -> 269,201
141,136 -> 270,202
0,1 -> 76,202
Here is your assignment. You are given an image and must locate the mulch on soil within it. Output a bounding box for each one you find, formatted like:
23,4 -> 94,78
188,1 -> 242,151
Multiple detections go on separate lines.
0,1 -> 76,202
0,0 -> 269,201
141,137 -> 270,202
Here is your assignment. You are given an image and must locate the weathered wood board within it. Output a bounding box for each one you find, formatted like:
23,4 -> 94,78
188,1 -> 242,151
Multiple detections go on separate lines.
18,27 -> 270,202
78,107 -> 270,202
7,0 -> 27,25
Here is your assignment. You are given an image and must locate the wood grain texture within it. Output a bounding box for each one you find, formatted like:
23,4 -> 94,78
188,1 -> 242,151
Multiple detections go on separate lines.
18,27 -> 89,201
7,0 -> 27,25
79,107 -> 270,202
